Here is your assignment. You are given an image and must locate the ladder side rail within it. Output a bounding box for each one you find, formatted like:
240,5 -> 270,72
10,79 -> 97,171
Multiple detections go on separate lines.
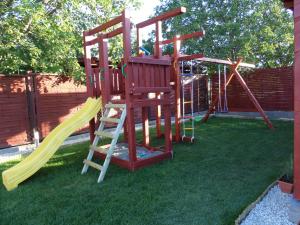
217,64 -> 222,112
181,62 -> 186,139
223,65 -> 228,112
191,75 -> 195,140
81,106 -> 111,174
97,106 -> 127,182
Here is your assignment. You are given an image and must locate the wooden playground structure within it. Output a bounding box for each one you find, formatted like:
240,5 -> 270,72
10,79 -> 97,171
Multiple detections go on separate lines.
82,7 -> 273,171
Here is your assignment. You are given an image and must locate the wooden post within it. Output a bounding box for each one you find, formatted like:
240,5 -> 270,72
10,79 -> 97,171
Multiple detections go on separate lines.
83,32 -> 96,142
137,27 -> 141,55
294,0 -> 300,200
142,107 -> 150,145
122,9 -> 137,166
98,36 -> 110,105
155,21 -> 163,137
174,36 -> 181,142
164,102 -> 172,153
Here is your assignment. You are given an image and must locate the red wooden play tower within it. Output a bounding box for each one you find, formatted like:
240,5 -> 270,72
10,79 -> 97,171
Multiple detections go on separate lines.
83,7 -> 273,171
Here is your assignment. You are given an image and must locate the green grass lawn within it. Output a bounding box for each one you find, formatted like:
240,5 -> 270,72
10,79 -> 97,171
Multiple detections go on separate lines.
0,118 -> 293,225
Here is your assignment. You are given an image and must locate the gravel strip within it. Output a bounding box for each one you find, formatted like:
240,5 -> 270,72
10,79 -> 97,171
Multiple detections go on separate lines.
241,185 -> 296,225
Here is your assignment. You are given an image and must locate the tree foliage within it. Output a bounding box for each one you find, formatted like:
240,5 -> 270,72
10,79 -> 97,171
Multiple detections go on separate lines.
154,0 -> 294,68
0,0 -> 140,79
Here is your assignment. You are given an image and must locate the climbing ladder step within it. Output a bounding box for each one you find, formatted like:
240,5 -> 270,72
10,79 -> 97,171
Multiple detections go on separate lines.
90,145 -> 109,153
100,117 -> 120,123
105,103 -> 126,109
184,128 -> 194,130
184,101 -> 192,104
83,159 -> 102,171
95,131 -> 114,139
82,101 -> 127,184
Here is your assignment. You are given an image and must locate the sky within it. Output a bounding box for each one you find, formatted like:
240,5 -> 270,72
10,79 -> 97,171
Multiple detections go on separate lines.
131,0 -> 161,24
130,0 -> 161,40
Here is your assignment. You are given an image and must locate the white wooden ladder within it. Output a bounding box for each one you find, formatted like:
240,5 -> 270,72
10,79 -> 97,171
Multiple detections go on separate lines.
81,103 -> 126,183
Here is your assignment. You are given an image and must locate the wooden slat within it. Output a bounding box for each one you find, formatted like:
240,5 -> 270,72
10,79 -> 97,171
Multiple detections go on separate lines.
131,87 -> 171,94
130,99 -> 170,107
95,131 -> 114,138
100,117 -> 120,123
136,7 -> 186,28
129,57 -> 171,65
105,103 -> 126,108
84,37 -> 101,46
103,27 -> 123,39
83,159 -> 102,170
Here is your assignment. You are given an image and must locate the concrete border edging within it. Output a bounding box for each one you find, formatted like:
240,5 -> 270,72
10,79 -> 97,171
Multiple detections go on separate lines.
235,180 -> 278,225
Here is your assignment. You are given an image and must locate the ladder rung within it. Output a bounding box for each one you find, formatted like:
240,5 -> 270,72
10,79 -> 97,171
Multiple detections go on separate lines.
100,117 -> 120,123
184,128 -> 194,130
90,145 -> 109,153
105,103 -> 126,109
95,131 -> 114,139
83,159 -> 102,171
183,101 -> 192,104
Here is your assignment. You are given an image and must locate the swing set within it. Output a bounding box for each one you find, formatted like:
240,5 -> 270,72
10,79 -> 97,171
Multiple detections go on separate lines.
82,7 -> 273,171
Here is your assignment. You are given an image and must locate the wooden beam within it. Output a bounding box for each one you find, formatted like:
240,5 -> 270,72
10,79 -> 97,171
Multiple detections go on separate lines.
103,27 -> 123,39
136,7 -> 186,29
84,27 -> 123,46
85,15 -> 122,36
233,68 -> 273,129
161,31 -> 204,45
179,56 -> 255,68
178,53 -> 204,61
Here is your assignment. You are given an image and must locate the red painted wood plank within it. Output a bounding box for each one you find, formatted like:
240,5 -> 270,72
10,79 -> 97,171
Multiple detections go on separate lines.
129,57 -> 171,65
136,7 -> 186,28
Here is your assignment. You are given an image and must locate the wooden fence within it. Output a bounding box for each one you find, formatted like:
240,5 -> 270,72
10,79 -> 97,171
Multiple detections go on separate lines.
0,67 -> 293,148
0,74 -> 208,149
0,75 -> 87,148
211,66 -> 293,112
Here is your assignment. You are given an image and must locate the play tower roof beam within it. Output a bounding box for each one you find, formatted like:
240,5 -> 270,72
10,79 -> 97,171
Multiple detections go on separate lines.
177,55 -> 256,68
161,31 -> 204,45
136,7 -> 186,29
84,27 -> 123,46
85,15 -> 123,36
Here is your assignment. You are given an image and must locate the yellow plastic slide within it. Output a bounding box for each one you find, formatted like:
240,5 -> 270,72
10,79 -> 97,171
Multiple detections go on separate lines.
2,97 -> 101,191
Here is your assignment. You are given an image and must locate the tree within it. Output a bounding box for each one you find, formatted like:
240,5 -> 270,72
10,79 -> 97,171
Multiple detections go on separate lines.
154,0 -> 294,68
0,0 -> 140,80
